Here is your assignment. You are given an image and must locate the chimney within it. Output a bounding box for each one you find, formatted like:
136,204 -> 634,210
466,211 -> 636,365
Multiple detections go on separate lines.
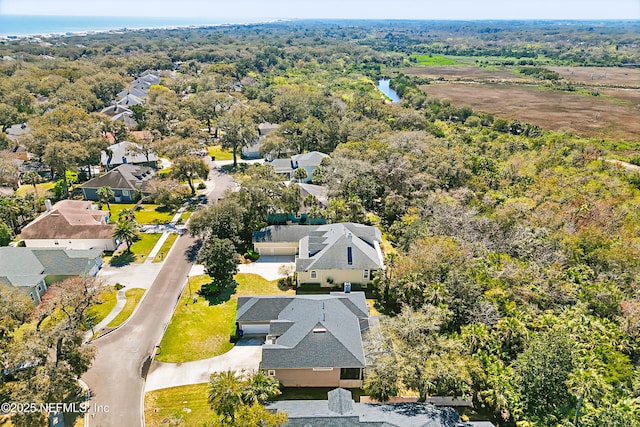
44,199 -> 53,211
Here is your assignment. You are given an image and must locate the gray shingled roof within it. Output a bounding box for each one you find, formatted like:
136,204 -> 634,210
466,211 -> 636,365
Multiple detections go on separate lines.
100,104 -> 132,117
297,183 -> 328,206
116,87 -> 148,99
33,248 -> 102,276
258,123 -> 280,136
100,141 -> 158,167
297,223 -> 384,272
116,94 -> 144,107
269,158 -> 294,173
238,293 -> 369,370
80,164 -> 156,192
0,248 -> 45,287
253,225 -> 320,244
291,151 -> 329,168
266,389 -> 475,427
0,248 -> 101,288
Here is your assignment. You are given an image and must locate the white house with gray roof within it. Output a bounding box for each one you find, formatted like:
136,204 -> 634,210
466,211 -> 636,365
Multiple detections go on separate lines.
253,223 -> 385,287
236,292 -> 368,388
267,151 -> 329,183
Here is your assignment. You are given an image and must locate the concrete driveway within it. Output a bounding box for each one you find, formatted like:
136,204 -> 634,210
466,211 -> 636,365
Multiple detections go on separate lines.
144,337 -> 264,392
237,256 -> 295,281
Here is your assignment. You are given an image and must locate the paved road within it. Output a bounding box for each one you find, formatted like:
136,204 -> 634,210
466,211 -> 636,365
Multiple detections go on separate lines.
81,169 -> 234,426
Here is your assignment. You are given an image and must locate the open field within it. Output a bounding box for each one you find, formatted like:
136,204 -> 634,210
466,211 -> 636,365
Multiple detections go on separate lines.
549,66 -> 640,88
404,65 -> 525,82
405,65 -> 640,141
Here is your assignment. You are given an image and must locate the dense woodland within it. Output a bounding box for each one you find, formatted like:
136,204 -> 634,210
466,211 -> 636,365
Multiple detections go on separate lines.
1,20 -> 640,427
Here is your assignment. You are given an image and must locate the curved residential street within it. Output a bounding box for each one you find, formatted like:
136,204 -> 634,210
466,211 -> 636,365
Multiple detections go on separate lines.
81,168 -> 234,427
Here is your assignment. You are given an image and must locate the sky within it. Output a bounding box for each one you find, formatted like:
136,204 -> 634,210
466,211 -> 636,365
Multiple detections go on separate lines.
1,0 -> 639,20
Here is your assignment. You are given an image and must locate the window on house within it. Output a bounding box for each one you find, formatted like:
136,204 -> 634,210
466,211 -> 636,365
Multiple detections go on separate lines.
363,270 -> 369,280
122,190 -> 130,197
267,370 -> 276,377
340,368 -> 361,380
36,285 -> 41,292
310,270 -> 317,279
347,247 -> 353,265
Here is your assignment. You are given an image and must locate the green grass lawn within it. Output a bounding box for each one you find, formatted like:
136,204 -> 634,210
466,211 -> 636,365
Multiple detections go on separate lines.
156,273 -> 293,363
129,233 -> 162,263
110,233 -> 162,265
106,203 -> 175,224
177,210 -> 192,224
87,286 -> 118,325
15,181 -> 56,198
207,145 -> 233,160
107,288 -> 145,328
411,54 -> 457,66
145,384 -> 221,427
152,234 -> 178,263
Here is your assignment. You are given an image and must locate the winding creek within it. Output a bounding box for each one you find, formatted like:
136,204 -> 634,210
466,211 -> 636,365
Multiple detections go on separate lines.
377,78 -> 400,103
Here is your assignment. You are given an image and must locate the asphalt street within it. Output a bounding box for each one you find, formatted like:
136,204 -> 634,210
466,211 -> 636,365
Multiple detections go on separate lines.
81,168 -> 234,426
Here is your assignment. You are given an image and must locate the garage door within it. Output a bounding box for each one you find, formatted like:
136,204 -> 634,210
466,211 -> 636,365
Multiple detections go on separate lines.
240,324 -> 270,335
257,247 -> 297,256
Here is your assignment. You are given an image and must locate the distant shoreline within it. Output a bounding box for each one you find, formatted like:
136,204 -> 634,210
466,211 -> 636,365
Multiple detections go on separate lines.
0,15 -> 276,38
0,16 -> 637,40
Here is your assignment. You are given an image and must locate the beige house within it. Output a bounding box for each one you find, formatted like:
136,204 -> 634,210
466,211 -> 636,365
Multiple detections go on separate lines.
236,292 -> 369,388
253,223 -> 385,287
20,200 -> 116,251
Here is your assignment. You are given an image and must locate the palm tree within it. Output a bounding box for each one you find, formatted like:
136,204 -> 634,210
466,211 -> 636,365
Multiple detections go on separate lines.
208,370 -> 243,423
241,370 -> 281,404
97,186 -> 115,211
118,207 -> 136,222
22,171 -> 42,196
21,171 -> 42,211
293,167 -> 308,183
113,217 -> 138,252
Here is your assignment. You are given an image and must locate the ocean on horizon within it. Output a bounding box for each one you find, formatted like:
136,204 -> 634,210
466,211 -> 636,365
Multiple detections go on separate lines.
0,15 -> 263,37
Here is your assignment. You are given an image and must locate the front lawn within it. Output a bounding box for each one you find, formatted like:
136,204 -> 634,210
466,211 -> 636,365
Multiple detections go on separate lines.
110,233 -> 162,265
107,288 -> 145,328
129,233 -> 162,263
145,384 -> 220,427
155,273 -> 293,363
86,286 -> 118,325
207,145 -> 233,160
106,203 -> 175,224
15,181 -> 56,198
152,234 -> 178,263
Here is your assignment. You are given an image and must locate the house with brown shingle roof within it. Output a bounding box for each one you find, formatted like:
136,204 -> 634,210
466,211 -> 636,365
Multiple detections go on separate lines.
19,200 -> 116,251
